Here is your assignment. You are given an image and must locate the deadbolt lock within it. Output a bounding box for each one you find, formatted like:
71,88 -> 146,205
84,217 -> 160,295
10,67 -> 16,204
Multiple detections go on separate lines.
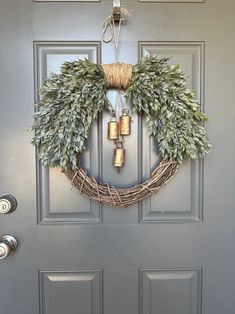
0,194 -> 17,214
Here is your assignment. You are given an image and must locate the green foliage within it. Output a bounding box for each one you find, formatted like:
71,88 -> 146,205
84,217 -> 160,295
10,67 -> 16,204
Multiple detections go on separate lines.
126,57 -> 211,161
32,59 -> 111,170
32,57 -> 211,171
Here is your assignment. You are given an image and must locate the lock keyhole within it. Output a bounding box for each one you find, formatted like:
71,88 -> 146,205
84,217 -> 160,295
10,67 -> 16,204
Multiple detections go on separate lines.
0,195 -> 17,214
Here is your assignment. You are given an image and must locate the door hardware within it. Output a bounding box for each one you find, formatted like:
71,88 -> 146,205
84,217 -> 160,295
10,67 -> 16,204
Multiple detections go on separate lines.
113,0 -> 121,21
0,194 -> 17,214
0,234 -> 18,260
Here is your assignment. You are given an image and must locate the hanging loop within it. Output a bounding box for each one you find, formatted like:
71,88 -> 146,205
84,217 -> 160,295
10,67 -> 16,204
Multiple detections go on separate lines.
102,19 -> 114,43
116,140 -> 124,149
102,8 -> 130,62
122,108 -> 129,115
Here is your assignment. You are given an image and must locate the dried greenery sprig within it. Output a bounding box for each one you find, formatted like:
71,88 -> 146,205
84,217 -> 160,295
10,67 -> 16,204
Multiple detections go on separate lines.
32,60 -> 111,170
126,57 -> 211,161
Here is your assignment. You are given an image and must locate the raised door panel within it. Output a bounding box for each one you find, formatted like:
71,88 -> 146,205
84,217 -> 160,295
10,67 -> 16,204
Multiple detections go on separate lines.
39,270 -> 102,314
140,269 -> 202,314
34,41 -> 102,224
139,42 -> 205,223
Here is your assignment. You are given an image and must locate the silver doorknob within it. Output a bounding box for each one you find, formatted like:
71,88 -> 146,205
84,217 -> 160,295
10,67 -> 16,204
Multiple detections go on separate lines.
0,235 -> 18,260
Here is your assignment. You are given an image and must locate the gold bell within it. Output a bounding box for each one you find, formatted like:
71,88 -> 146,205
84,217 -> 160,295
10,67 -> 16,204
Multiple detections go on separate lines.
113,142 -> 125,168
107,113 -> 119,140
119,108 -> 131,136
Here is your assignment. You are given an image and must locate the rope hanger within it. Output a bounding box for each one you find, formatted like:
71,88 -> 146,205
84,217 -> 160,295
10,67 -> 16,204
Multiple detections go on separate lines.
102,7 -> 130,62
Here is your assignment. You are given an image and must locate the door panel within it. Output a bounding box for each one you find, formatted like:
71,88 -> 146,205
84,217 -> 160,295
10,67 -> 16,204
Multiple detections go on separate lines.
0,1 -> 235,314
140,268 -> 202,314
39,270 -> 103,314
140,41 -> 204,223
34,41 -> 102,224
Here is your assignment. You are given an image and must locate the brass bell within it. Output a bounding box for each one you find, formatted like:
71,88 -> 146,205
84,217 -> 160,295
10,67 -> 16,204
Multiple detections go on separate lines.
113,142 -> 125,168
107,113 -> 119,140
119,108 -> 131,136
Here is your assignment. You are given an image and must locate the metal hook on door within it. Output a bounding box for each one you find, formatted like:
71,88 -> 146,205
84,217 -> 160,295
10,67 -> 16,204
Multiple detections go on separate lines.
113,0 -> 121,21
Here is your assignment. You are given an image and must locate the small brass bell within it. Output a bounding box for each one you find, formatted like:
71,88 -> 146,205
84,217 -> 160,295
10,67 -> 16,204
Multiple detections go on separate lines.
108,113 -> 119,140
120,108 -> 131,136
113,142 -> 125,168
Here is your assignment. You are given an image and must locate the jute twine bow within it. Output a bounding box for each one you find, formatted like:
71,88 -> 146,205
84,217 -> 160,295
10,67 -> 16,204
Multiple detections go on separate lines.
102,63 -> 132,90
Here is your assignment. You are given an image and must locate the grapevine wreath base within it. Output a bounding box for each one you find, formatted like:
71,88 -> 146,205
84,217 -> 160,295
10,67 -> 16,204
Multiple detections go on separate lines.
32,57 -> 211,207
66,159 -> 179,208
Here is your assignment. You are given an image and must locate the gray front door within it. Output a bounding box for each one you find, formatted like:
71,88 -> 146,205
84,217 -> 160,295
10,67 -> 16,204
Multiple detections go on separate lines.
0,1 -> 235,313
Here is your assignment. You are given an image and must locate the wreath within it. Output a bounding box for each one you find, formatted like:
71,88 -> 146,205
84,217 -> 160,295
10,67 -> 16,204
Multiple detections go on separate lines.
32,56 -> 211,207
